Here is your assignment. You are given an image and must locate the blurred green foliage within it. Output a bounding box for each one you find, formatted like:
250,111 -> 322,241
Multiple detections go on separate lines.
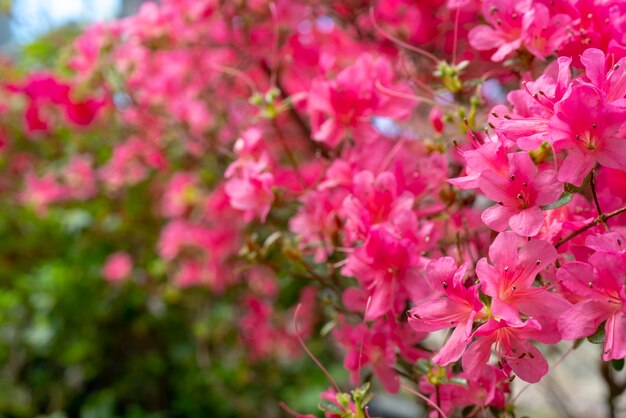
0,23 -> 339,418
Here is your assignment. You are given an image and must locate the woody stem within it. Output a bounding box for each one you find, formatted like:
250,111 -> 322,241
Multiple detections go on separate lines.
590,169 -> 609,230
555,205 -> 626,248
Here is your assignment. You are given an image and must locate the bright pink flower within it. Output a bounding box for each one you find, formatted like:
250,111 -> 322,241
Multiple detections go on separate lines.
102,252 -> 133,282
307,54 -> 410,147
478,152 -> 562,236
580,48 -> 626,104
449,135 -> 512,190
224,127 -> 275,222
409,257 -> 484,365
342,226 -> 427,319
161,172 -> 199,218
558,251 -> 626,361
463,318 -> 549,383
468,0 -> 571,61
289,190 -> 342,262
341,170 -> 415,244
492,56 -> 572,150
224,170 -> 274,222
549,84 -> 626,186
476,232 -> 569,340
333,320 -> 399,393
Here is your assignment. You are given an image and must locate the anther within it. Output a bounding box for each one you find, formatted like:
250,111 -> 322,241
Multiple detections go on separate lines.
443,281 -> 448,289
522,182 -> 527,187
497,201 -> 504,206
536,260 -> 541,265
592,123 -> 597,129
510,175 -> 515,181
528,352 -> 535,359
503,114 -> 512,119
504,266 -> 509,272
488,122 -> 496,129
588,282 -> 593,288
517,193 -> 523,199
492,112 -> 499,118
518,353 -> 527,359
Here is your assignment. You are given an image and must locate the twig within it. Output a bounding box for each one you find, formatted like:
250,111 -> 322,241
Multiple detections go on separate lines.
555,205 -> 626,248
590,170 -> 609,229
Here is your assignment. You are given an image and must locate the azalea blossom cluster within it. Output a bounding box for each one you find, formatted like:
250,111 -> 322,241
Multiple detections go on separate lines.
2,0 -> 626,417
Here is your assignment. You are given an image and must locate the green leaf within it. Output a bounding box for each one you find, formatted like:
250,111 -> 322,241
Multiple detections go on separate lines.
318,400 -> 343,414
540,193 -> 573,210
611,358 -> 625,371
564,172 -> 593,194
587,323 -> 606,344
320,320 -> 336,337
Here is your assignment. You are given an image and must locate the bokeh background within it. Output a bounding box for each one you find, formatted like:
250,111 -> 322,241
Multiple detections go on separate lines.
0,2 -> 624,418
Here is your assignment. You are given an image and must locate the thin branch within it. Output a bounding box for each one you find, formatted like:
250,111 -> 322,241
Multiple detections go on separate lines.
590,169 -> 609,229
555,205 -> 626,248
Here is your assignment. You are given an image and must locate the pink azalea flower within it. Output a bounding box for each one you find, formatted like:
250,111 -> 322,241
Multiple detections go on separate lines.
409,257 -> 485,365
580,48 -> 626,104
549,84 -> 626,186
468,0 -> 571,62
102,252 -> 133,282
341,226 -> 427,319
449,134 -> 513,190
492,56 -> 572,150
333,319 -> 400,393
341,170 -> 415,244
307,54 -> 409,147
478,152 -> 562,236
476,232 -> 569,341
462,318 -> 549,383
558,251 -> 626,361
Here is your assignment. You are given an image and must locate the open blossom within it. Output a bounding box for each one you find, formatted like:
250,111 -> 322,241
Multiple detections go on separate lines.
468,0 -> 571,62
409,257 -> 484,365
224,128 -> 275,222
558,248 -> 626,361
341,170 -> 416,244
478,151 -> 562,236
580,48 -> 626,104
307,54 -> 410,147
342,226 -> 427,319
550,84 -> 626,186
476,232 -> 569,340
463,318 -> 549,383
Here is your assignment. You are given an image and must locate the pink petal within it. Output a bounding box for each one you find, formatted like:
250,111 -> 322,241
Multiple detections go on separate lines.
557,147 -> 597,187
603,311 -> 626,361
580,49 -> 606,87
462,334 -> 495,377
598,137 -> 626,172
509,206 -> 544,237
533,169 -> 563,206
468,25 -> 504,51
491,297 -> 521,324
558,300 -> 611,340
433,322 -> 472,366
506,339 -> 548,383
482,204 -> 517,232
